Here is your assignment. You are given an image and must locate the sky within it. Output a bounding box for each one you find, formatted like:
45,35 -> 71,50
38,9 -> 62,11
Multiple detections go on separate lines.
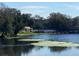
2,2 -> 79,18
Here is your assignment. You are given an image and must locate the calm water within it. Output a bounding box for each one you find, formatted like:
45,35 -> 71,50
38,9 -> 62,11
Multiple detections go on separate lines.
1,34 -> 79,56
26,34 -> 79,43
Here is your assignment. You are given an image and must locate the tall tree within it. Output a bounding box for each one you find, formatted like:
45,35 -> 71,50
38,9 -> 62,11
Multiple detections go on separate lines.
47,13 -> 71,32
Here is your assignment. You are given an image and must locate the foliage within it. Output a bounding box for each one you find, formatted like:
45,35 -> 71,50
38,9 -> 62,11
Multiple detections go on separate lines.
0,3 -> 32,36
1,3 -> 79,37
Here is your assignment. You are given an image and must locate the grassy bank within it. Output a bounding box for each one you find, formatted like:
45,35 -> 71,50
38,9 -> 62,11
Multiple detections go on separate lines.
17,31 -> 79,35
4,32 -> 38,40
17,32 -> 38,35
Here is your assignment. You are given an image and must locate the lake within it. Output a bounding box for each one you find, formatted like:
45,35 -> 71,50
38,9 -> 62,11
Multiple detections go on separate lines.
1,34 -> 79,56
26,34 -> 79,43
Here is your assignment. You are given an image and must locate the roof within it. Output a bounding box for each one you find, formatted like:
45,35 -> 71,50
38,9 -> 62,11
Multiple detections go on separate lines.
24,26 -> 31,29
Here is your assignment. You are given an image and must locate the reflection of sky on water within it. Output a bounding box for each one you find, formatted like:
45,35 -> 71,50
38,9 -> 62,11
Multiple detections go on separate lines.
21,46 -> 79,56
0,45 -> 79,56
1,34 -> 79,56
27,34 -> 79,43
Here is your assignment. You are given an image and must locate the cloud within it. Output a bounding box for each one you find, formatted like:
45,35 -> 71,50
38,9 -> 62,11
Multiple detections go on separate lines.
21,10 -> 45,14
64,4 -> 79,10
69,6 -> 79,10
14,5 -> 49,9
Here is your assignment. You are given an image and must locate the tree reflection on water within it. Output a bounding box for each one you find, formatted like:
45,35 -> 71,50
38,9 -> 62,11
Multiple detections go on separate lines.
0,45 -> 34,56
49,46 -> 69,52
15,45 -> 34,56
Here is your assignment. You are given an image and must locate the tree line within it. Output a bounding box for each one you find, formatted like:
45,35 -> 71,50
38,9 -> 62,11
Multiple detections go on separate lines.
0,3 -> 79,37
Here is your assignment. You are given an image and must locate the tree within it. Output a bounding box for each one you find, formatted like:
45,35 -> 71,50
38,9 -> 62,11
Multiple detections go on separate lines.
31,15 -> 45,29
71,16 -> 79,32
0,3 -> 32,36
13,13 -> 32,35
0,4 -> 14,36
47,13 -> 71,32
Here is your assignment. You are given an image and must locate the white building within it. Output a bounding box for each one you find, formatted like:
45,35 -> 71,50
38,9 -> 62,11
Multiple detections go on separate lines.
24,26 -> 33,32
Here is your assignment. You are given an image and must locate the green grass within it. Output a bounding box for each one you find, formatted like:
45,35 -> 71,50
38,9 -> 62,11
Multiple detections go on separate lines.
18,39 -> 79,47
17,31 -> 37,35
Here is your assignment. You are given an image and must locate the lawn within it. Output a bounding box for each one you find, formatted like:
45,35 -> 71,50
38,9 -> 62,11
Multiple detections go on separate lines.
17,31 -> 38,35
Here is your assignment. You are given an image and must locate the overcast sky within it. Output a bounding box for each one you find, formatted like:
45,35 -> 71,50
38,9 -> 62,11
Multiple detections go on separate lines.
3,2 -> 79,18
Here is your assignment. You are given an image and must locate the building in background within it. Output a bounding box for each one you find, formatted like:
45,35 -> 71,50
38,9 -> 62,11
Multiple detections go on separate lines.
24,26 -> 33,32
